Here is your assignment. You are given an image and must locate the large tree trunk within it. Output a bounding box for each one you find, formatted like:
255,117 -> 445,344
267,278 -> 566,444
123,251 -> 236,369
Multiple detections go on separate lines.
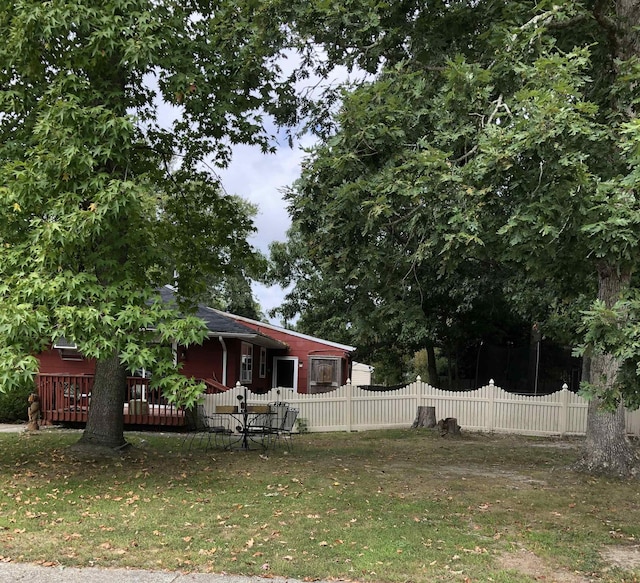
425,343 -> 438,386
616,0 -> 640,61
575,0 -> 640,477
578,397 -> 638,476
576,265 -> 639,476
75,351 -> 129,451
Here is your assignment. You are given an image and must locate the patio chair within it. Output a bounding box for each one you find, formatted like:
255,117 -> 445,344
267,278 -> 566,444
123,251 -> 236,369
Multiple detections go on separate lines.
272,407 -> 299,451
269,403 -> 288,431
185,405 -> 233,450
245,410 -> 275,449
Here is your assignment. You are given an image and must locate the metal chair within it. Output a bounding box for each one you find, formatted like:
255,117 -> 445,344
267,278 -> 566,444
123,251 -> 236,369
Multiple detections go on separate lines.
272,407 -> 299,451
186,404 -> 232,450
245,410 -> 277,449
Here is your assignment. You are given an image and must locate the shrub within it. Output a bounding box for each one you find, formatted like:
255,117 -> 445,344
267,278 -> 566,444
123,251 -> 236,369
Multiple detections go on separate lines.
0,381 -> 36,423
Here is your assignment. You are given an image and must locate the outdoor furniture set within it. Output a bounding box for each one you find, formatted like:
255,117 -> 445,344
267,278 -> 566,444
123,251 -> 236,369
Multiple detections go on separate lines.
185,402 -> 299,452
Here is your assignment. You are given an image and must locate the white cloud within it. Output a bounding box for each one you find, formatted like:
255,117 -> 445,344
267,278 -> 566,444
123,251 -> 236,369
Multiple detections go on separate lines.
217,135 -> 316,324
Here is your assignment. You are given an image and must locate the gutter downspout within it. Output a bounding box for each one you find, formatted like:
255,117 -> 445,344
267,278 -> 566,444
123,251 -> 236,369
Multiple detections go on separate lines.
218,336 -> 228,386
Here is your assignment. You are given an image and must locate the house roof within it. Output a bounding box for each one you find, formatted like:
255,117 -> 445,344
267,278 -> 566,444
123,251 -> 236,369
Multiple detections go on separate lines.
210,309 -> 357,353
158,287 -> 287,350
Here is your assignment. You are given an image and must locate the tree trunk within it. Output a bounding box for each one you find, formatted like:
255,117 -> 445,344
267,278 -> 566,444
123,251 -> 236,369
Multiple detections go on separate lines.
75,351 -> 129,451
412,406 -> 437,428
575,0 -> 640,477
437,417 -> 461,437
616,0 -> 640,61
576,265 -> 639,476
425,343 -> 438,386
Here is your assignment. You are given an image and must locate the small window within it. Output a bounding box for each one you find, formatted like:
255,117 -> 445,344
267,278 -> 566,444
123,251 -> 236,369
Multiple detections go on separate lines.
259,347 -> 267,378
54,337 -> 83,360
59,348 -> 83,361
240,342 -> 253,383
309,357 -> 341,393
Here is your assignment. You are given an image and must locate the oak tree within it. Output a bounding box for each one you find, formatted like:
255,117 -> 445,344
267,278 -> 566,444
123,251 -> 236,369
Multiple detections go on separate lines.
277,0 -> 640,475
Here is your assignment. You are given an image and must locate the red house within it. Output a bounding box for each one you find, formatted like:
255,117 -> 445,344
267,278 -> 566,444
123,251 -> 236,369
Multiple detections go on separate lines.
36,287 -> 355,427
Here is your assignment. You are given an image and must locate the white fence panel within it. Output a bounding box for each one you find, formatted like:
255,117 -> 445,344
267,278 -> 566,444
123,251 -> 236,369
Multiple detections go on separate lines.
203,381 -> 640,437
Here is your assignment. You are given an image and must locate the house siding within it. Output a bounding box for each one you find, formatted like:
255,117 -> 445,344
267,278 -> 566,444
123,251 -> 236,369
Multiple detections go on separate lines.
180,338 -> 224,384
230,323 -> 351,393
38,348 -> 95,375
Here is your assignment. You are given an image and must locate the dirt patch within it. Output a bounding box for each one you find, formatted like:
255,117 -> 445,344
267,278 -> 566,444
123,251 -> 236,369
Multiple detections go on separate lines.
601,545 -> 640,570
440,465 -> 548,485
497,549 -> 591,583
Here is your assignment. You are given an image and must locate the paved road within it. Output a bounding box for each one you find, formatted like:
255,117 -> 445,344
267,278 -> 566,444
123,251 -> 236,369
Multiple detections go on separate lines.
0,563 -> 336,583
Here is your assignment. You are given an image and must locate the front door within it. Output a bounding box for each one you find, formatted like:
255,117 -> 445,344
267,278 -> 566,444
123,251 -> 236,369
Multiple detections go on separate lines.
273,357 -> 298,391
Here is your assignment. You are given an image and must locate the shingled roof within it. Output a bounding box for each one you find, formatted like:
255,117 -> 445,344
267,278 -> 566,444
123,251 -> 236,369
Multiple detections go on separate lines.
158,286 -> 287,349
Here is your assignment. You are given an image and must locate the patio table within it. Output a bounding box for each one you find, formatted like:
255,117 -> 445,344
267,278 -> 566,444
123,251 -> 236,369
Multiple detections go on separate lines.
216,404 -> 275,450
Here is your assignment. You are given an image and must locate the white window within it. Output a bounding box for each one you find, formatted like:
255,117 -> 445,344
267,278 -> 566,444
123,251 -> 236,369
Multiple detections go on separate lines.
259,347 -> 267,378
309,357 -> 341,393
240,342 -> 253,383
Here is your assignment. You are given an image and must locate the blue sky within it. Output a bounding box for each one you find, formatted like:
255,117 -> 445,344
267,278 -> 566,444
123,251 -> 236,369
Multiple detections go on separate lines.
215,65 -> 358,325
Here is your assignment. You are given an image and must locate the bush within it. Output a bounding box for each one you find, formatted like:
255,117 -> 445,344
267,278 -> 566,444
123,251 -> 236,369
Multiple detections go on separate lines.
0,381 -> 36,423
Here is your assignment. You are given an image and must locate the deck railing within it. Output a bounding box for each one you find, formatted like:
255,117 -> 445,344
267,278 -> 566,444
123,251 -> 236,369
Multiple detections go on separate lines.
36,373 -> 187,427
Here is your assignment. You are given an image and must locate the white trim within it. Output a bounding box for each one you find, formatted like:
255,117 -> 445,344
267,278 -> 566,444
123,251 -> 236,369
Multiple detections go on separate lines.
205,330 -> 286,349
53,337 -> 77,350
171,340 -> 178,367
259,346 -> 267,378
240,342 -> 253,383
218,336 -> 228,386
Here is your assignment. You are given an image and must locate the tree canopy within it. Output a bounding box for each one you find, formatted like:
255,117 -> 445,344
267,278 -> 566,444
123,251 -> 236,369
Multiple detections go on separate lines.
271,0 -> 640,474
0,0 -> 299,448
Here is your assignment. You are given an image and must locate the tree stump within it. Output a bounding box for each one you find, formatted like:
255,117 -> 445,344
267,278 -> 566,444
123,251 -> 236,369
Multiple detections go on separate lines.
412,406 -> 437,429
437,417 -> 461,437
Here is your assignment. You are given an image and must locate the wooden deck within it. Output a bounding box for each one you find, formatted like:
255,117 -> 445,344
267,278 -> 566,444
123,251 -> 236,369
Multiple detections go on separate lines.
36,373 -> 188,427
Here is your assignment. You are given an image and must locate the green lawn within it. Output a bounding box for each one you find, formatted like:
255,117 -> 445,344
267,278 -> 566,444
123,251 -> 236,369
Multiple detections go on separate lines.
0,428 -> 638,582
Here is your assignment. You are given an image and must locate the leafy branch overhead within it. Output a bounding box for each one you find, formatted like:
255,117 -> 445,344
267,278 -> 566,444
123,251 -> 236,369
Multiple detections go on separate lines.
268,0 -> 640,472
0,1 -> 300,414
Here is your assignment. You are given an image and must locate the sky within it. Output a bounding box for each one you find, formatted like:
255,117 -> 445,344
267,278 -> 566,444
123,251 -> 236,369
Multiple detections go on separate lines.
154,56 -> 357,326
213,64 -> 357,326
216,135 -> 315,325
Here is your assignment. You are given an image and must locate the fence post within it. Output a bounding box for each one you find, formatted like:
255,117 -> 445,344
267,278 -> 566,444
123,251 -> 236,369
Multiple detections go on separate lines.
560,383 -> 569,436
346,379 -> 353,433
488,379 -> 495,432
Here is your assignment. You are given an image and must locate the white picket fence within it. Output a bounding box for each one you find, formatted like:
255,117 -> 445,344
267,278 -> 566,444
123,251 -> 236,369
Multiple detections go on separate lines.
204,380 -> 640,437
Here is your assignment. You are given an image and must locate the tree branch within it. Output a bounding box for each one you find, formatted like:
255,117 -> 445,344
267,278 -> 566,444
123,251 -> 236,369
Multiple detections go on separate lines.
592,0 -> 620,54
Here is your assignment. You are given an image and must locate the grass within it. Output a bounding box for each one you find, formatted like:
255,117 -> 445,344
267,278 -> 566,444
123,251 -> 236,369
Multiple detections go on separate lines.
0,427 -> 639,582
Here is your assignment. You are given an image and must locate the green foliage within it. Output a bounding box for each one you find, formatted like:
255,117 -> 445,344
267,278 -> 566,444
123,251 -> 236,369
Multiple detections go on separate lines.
0,380 -> 35,422
0,0 -> 300,409
271,0 -> 640,409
